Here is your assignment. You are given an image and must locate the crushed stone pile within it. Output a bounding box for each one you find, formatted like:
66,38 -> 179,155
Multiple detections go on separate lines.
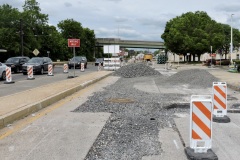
155,69 -> 219,89
74,76 -> 185,160
113,63 -> 162,78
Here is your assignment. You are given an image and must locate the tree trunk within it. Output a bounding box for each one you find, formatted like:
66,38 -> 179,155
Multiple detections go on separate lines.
198,54 -> 201,62
193,54 -> 195,62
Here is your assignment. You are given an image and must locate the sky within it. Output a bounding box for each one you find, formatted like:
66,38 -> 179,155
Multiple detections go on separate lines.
2,0 -> 240,42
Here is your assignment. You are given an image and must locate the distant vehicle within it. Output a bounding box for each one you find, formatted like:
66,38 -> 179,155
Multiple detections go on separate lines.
0,62 -> 6,80
205,59 -> 216,66
22,57 -> 53,75
68,56 -> 87,69
144,54 -> 153,62
95,58 -> 104,66
5,56 -> 30,73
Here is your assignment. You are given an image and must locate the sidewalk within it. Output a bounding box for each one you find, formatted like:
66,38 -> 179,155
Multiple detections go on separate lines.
0,71 -> 113,129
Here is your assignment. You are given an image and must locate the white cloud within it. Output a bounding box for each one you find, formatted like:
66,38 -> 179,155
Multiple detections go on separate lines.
1,0 -> 240,41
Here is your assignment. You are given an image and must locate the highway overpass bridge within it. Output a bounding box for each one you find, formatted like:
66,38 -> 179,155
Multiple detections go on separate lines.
96,38 -> 165,49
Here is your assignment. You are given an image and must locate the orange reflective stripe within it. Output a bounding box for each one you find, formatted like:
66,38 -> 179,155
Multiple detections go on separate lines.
214,86 -> 226,99
192,130 -> 201,140
214,95 -> 226,109
193,102 -> 211,120
214,105 -> 218,109
192,113 -> 211,138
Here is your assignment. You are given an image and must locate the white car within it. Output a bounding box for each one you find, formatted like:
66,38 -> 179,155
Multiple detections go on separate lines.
0,62 -> 6,80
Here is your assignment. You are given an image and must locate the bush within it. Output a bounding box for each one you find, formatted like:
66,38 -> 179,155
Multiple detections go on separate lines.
233,60 -> 240,65
216,59 -> 230,65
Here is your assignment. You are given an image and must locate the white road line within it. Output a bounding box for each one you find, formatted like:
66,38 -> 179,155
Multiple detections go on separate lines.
173,140 -> 179,149
25,131 -> 52,158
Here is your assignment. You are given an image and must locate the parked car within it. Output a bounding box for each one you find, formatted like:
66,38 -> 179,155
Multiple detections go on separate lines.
0,62 -> 6,80
5,56 -> 30,73
205,59 -> 216,66
95,58 -> 104,66
22,57 -> 53,75
68,56 -> 87,69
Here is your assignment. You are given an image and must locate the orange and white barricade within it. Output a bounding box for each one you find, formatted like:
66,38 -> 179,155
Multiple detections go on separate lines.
190,95 -> 212,152
212,82 -> 230,123
48,64 -> 54,76
27,65 -> 35,80
80,63 -> 84,72
213,82 -> 227,117
185,95 -> 217,159
4,67 -> 14,84
63,64 -> 68,73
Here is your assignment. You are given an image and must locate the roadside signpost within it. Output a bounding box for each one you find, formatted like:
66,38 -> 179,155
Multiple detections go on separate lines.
68,39 -> 80,78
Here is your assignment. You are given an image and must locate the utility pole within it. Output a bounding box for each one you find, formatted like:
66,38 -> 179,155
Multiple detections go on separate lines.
230,14 -> 234,64
20,19 -> 23,57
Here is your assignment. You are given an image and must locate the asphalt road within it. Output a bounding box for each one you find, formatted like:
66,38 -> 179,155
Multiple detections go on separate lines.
0,64 -> 100,97
0,76 -> 118,160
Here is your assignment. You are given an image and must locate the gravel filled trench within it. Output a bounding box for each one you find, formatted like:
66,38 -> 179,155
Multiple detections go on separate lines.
74,64 -> 218,160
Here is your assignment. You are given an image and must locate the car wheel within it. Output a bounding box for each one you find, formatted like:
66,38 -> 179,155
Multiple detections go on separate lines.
2,71 -> 6,80
23,72 -> 27,75
85,63 -> 87,69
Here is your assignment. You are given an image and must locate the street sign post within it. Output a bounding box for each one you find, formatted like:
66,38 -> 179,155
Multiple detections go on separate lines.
68,39 -> 80,78
68,39 -> 80,47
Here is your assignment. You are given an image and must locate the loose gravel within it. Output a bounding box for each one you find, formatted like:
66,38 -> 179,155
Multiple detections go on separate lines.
155,68 -> 219,89
112,63 -> 161,78
74,77 -> 187,160
74,65 -> 218,160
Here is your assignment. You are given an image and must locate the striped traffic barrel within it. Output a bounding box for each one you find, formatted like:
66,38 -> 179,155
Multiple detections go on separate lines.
27,65 -> 35,80
48,64 -> 54,76
63,64 -> 68,73
4,67 -> 14,84
81,63 -> 84,72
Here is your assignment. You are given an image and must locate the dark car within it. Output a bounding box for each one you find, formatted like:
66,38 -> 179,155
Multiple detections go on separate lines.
205,59 -> 216,66
0,62 -> 6,80
95,58 -> 104,66
22,57 -> 53,75
5,56 -> 30,73
68,56 -> 87,69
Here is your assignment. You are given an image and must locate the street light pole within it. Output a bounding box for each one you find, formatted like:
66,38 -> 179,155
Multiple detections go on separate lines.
20,19 -> 23,57
230,14 -> 234,64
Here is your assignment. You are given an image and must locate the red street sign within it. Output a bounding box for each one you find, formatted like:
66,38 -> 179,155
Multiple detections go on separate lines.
68,39 -> 80,47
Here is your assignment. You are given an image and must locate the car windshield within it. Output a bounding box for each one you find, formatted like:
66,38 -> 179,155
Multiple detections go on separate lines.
96,58 -> 103,62
28,58 -> 43,63
71,57 -> 81,61
6,58 -> 19,63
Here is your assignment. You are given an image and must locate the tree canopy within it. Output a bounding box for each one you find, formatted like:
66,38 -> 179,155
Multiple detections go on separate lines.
161,11 -> 236,61
0,0 -> 96,62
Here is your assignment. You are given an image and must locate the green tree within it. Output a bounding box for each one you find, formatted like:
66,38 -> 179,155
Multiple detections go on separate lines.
21,0 -> 49,57
217,24 -> 240,59
57,19 -> 96,61
57,19 -> 84,59
80,28 -> 96,61
161,11 -> 225,62
0,4 -> 21,60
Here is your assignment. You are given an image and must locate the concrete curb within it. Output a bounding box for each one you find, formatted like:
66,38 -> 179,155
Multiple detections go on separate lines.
0,73 -> 111,129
